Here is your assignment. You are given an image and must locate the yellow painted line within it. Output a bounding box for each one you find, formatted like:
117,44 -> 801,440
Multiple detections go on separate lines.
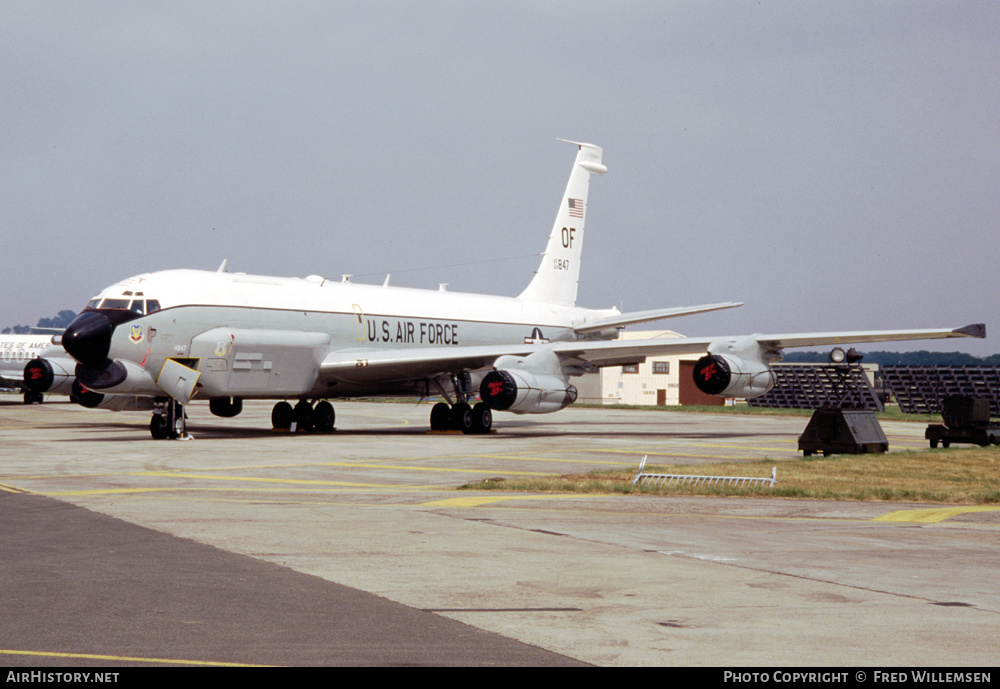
0,483 -> 31,494
292,463 -> 554,476
421,494 -> 599,507
134,472 -> 412,487
873,506 -> 1000,523
131,466 -> 553,482
24,465 -> 555,496
0,648 -> 270,666
470,454 -> 640,467
592,450 -> 785,461
35,484 -> 440,497
591,444 -> 796,454
470,451 -> 785,465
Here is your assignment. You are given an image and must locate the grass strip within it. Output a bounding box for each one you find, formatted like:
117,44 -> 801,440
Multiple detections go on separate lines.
459,447 -> 1000,504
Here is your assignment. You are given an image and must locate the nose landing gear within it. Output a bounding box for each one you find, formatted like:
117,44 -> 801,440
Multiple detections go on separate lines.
150,398 -> 190,440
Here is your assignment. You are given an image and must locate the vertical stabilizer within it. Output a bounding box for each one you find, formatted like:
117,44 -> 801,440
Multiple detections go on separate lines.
517,140 -> 607,306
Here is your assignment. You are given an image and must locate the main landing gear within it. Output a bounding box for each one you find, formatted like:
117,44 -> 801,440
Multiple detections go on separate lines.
426,372 -> 493,434
271,399 -> 336,432
429,401 -> 493,434
150,398 -> 189,440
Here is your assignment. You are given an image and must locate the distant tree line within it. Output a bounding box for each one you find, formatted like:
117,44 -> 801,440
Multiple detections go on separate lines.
2,310 -> 76,334
783,350 -> 1000,366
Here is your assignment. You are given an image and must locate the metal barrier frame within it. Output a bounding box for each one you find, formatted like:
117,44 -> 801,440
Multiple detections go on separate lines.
632,456 -> 777,488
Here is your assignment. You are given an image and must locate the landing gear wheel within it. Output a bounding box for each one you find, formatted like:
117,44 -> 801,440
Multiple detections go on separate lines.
430,402 -> 451,430
314,401 -> 335,432
293,400 -> 314,431
272,401 -> 293,429
150,414 -> 169,440
470,403 -> 493,434
23,390 -> 43,404
451,402 -> 473,433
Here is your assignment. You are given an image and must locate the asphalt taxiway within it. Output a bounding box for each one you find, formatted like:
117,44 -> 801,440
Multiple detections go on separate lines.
1,398 -> 997,666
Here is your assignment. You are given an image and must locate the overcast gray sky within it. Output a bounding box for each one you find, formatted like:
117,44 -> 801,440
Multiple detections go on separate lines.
3,1 -> 997,354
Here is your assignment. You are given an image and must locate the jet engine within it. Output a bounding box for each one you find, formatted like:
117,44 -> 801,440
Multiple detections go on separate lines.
480,369 -> 577,414
23,357 -> 77,397
70,379 -> 105,408
479,350 -> 578,414
75,358 -> 157,395
692,337 -> 778,399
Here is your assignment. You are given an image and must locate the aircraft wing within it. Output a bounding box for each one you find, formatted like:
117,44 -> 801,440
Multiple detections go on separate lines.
320,323 -> 985,385
748,323 -> 986,350
573,302 -> 744,334
321,344 -> 543,385
551,323 -> 985,367
0,371 -> 25,389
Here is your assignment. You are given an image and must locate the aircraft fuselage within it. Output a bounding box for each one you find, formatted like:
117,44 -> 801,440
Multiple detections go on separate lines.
88,269 -> 617,400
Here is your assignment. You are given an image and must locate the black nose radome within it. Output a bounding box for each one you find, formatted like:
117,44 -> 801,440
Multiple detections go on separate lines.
62,311 -> 114,367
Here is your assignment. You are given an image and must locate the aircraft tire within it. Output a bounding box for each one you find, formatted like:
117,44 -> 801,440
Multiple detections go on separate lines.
314,401 -> 335,432
471,403 -> 492,434
452,402 -> 473,433
430,402 -> 451,430
271,401 -> 293,429
293,400 -> 314,431
150,414 -> 170,440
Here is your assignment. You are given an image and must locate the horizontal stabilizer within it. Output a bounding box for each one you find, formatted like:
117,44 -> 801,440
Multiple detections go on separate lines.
573,302 -> 744,334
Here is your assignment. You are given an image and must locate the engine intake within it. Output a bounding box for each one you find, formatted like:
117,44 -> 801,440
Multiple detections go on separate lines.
480,369 -> 577,414
23,357 -> 76,396
74,358 -> 157,395
71,379 -> 105,408
692,353 -> 776,399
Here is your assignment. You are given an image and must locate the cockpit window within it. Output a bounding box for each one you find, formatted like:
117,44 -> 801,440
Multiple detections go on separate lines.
85,297 -> 161,316
100,298 -> 130,309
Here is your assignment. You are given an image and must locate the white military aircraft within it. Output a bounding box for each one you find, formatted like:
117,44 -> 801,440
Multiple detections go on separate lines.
27,141 -> 984,439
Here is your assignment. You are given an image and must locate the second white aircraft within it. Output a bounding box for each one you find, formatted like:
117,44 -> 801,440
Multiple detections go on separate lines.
26,141 -> 984,438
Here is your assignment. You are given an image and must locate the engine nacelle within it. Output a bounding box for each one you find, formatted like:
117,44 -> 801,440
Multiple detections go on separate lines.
692,337 -> 778,399
75,358 -> 158,396
23,357 -> 76,396
480,369 -> 578,414
70,379 -> 105,408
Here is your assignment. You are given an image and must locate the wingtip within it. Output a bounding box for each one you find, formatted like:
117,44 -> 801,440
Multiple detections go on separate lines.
954,323 -> 986,338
